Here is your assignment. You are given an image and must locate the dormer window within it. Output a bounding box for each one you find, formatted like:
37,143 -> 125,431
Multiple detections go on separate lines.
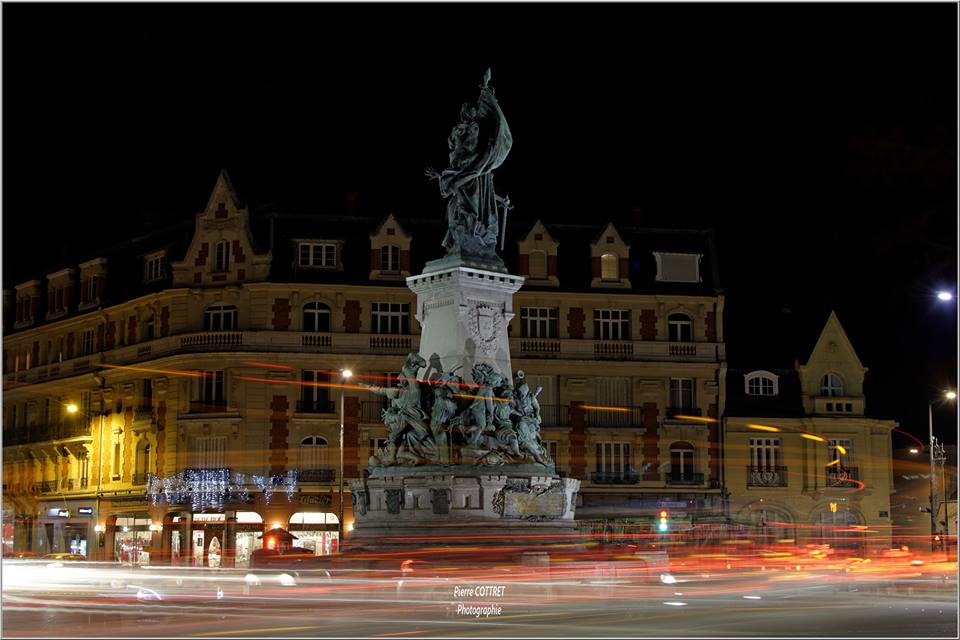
86,276 -> 98,303
745,371 -> 779,396
299,242 -> 337,268
214,241 -> 231,272
380,245 -> 399,273
654,252 -> 702,283
144,254 -> 166,283
820,372 -> 844,397
600,253 -> 619,281
529,250 -> 547,279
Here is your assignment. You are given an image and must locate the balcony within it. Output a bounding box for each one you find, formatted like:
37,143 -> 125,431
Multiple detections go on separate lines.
826,466 -> 860,488
591,468 -> 640,485
666,407 -> 702,419
298,468 -> 336,483
188,400 -> 228,413
585,406 -> 643,427
362,401 -> 386,421
539,404 -> 570,427
5,332 -> 424,389
5,421 -> 92,446
38,481 -> 57,494
296,399 -> 335,414
666,471 -> 705,486
747,466 -> 788,488
511,337 -> 723,363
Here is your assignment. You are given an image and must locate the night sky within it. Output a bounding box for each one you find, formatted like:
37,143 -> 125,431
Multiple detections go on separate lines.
3,4 -> 957,442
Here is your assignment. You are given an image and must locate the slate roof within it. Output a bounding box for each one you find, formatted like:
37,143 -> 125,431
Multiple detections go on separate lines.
4,173 -> 720,334
724,368 -> 805,418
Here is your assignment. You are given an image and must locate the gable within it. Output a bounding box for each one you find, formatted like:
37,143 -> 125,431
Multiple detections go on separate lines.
170,171 -> 272,287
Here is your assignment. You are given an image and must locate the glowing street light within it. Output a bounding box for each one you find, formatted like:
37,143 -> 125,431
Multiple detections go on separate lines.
929,388 -> 958,552
338,368 -> 354,548
65,403 -> 78,414
936,291 -> 953,302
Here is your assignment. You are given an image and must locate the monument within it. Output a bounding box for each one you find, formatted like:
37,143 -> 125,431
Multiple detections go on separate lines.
347,70 -> 580,550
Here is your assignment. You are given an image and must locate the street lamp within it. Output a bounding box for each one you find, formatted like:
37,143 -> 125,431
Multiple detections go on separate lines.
65,403 -> 78,414
929,389 -> 957,552
936,291 -> 953,302
338,369 -> 353,549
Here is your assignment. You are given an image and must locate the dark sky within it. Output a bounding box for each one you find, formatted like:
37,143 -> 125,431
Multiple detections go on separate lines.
3,3 -> 957,442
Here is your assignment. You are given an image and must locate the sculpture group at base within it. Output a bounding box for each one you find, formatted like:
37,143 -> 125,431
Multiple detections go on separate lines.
364,353 -> 552,469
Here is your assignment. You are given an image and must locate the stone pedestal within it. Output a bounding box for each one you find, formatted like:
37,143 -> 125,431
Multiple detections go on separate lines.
407,262 -> 523,385
347,471 -> 581,550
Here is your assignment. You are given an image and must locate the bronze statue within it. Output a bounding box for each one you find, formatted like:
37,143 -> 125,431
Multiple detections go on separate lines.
426,68 -> 513,260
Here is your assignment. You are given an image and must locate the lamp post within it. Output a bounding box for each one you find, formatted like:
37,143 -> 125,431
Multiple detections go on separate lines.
338,369 -> 353,549
929,389 -> 957,553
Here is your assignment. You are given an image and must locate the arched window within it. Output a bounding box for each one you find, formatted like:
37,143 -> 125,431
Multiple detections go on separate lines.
529,250 -> 547,279
820,373 -> 844,397
380,245 -> 400,272
744,507 -> 794,546
203,304 -> 238,331
745,371 -> 778,396
299,436 -> 329,481
600,253 -> 619,281
667,313 -> 693,342
669,441 -> 696,482
816,508 -> 861,550
214,240 -> 231,272
303,302 -> 331,333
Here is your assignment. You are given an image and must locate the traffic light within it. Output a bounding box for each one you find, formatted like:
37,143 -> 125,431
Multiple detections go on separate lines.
658,510 -> 669,532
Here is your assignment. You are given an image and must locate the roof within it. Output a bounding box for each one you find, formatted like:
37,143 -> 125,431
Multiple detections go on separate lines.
4,173 -> 722,334
724,367 -> 805,418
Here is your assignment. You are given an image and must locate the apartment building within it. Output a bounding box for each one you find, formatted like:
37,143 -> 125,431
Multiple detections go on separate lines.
4,170 -> 725,565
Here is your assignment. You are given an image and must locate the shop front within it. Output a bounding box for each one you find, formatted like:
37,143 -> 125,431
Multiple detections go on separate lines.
190,513 -> 226,568
288,511 -> 339,556
234,511 -> 264,569
36,501 -> 96,558
114,513 -> 154,564
2,505 -> 14,556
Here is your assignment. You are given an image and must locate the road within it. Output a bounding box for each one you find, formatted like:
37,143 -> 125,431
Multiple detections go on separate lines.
2,561 -> 957,637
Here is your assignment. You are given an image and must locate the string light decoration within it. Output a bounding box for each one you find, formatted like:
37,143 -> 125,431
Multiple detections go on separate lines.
146,469 -> 295,511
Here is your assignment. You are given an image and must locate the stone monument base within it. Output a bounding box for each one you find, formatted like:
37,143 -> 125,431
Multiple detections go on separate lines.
347,471 -> 582,551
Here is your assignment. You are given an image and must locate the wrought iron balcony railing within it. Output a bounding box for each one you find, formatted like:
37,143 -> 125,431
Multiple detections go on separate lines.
591,469 -> 640,485
298,468 -> 336,483
826,466 -> 860,488
585,406 -> 643,427
188,400 -> 228,413
666,407 -> 702,418
747,466 -> 788,487
38,481 -> 57,494
666,471 -> 705,486
296,399 -> 336,414
539,404 -> 570,427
